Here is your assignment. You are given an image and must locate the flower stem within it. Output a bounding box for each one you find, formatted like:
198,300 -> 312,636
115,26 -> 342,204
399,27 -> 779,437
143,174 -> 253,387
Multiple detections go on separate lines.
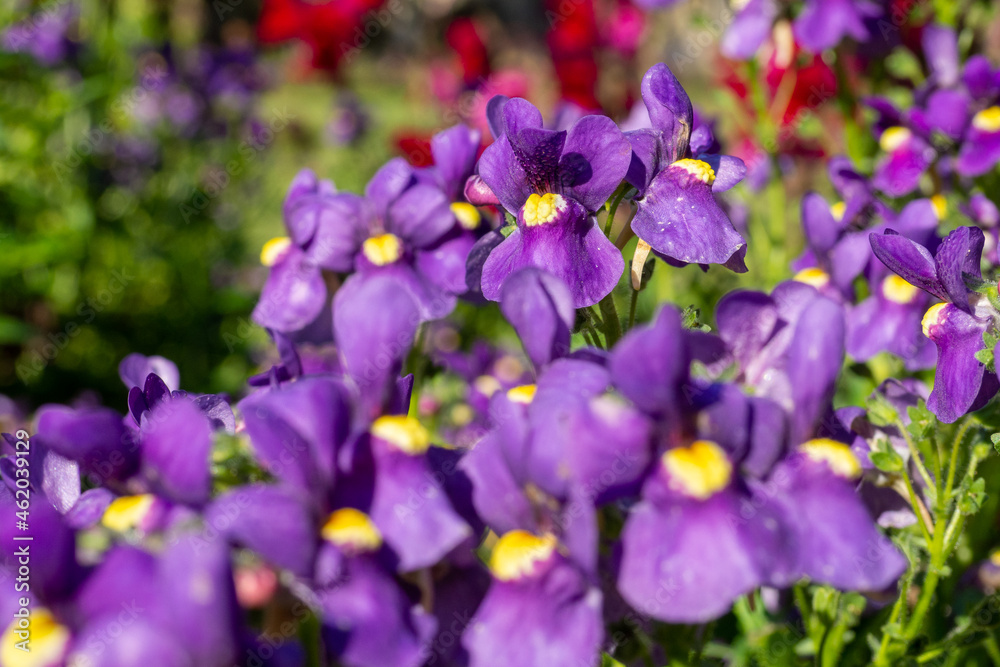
598,293 -> 622,348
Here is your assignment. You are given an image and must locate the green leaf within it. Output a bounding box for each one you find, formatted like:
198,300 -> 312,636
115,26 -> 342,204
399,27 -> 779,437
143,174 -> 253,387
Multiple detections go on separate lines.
600,654 -> 625,667
865,392 -> 899,427
958,476 -> 987,515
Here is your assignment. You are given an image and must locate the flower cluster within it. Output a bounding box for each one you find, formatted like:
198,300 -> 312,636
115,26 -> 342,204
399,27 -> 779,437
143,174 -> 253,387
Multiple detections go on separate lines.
3,44 -> 999,665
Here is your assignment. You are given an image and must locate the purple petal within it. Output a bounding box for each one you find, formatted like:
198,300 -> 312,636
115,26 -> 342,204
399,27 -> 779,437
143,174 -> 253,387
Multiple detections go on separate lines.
801,192 -> 840,255
500,268 -> 575,369
640,63 -> 693,157
369,442 -> 471,572
609,307 -> 686,419
618,488 -> 771,622
935,226 -> 984,314
558,114 -> 632,211
721,0 -> 779,59
140,396 -> 212,506
631,162 -> 746,267
464,558 -> 603,667
481,202 -> 623,308
415,229 -> 477,295
786,297 -> 845,444
956,125 -> 1000,177
305,193 -> 371,272
333,274 -> 421,406
119,353 -> 180,391
699,153 -> 747,193
793,0 -> 870,52
430,124 -> 482,200
870,231 -> 947,301
925,305 -> 992,423
922,23 -> 959,87
36,405 -> 137,484
386,184 -> 454,249
364,158 -> 416,218
252,246 -> 328,333
872,136 -> 934,197
716,289 -> 778,367
207,484 -> 317,578
625,128 -> 662,194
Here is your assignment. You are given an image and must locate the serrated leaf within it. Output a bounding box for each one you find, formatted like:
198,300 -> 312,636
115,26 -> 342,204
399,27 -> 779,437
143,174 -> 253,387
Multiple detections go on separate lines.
992,433 -> 1000,454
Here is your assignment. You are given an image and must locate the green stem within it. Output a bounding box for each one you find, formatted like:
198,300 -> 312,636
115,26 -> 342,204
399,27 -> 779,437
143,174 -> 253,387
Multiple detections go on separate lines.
901,470 -> 933,545
628,286 -> 639,331
897,418 -> 936,496
603,184 -> 628,238
598,294 -> 622,348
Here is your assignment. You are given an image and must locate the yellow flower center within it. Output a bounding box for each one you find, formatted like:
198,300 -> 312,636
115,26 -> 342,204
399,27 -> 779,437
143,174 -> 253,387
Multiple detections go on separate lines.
879,126 -> 912,152
882,275 -> 920,304
931,194 -> 947,220
793,267 -> 830,289
522,193 -> 566,227
506,384 -> 537,405
321,508 -> 382,552
101,494 -> 155,532
451,202 -> 481,230
800,439 -> 861,479
921,302 -> 949,338
260,237 -> 292,267
990,549 -> 1000,567
829,201 -> 847,222
370,415 -> 430,454
489,530 -> 558,581
672,158 -> 716,185
973,106 -> 1000,133
662,440 -> 732,500
362,233 -> 403,266
1,609 -> 70,667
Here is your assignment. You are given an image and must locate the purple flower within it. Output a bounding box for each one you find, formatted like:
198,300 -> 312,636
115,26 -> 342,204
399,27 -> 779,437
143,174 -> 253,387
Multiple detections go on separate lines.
956,107 -> 1000,176
499,268 -> 575,370
792,0 -> 880,53
463,531 -> 603,667
625,64 -> 748,272
721,0 -> 779,60
870,226 -> 997,422
871,126 -> 936,197
1,4 -> 77,66
476,96 -> 630,306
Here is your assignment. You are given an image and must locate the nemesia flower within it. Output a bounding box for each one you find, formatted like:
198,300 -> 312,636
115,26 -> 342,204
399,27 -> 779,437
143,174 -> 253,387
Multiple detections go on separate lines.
870,226 -> 997,422
792,0 -> 881,53
871,125 -> 935,197
625,63 -> 748,271
499,268 -> 575,370
1,3 -> 77,66
476,95 -> 630,306
463,530 -> 603,667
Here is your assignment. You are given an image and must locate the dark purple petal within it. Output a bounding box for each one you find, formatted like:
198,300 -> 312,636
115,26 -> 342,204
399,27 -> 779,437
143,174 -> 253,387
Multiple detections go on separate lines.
631,161 -> 746,267
252,246 -> 328,333
64,487 -> 114,529
625,128 -> 662,194
140,396 -> 212,506
154,532 -> 241,665
464,229 -> 505,300
872,135 -> 934,197
118,353 -> 180,391
500,268 -> 575,369
801,192 -> 840,255
640,63 -> 693,158
558,114 -> 632,211
485,94 -> 509,140
238,377 -> 350,494
924,304 -> 991,423
476,132 -> 534,215
921,89 -> 969,140
956,123 -> 1000,177
415,229 -> 477,295
935,226 -> 985,314
870,231 -> 948,301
